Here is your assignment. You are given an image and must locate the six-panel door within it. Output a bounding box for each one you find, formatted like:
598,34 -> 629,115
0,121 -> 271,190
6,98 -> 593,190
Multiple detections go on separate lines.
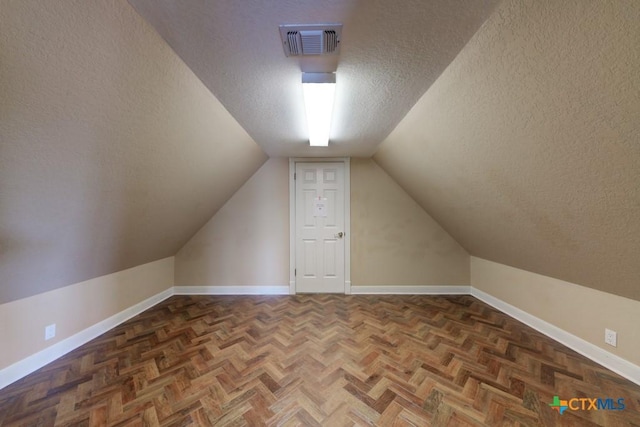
295,162 -> 345,293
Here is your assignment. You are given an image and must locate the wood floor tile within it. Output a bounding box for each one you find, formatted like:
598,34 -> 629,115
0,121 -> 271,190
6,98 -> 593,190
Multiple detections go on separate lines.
1,295 -> 640,426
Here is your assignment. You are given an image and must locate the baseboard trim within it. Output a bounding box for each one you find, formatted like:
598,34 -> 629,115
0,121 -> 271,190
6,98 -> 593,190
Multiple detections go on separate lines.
0,287 -> 173,390
351,285 -> 471,295
470,287 -> 640,386
174,285 -> 290,295
4,285 -> 638,390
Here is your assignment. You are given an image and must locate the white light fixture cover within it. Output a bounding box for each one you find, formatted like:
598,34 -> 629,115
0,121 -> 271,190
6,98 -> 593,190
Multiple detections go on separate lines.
302,72 -> 336,147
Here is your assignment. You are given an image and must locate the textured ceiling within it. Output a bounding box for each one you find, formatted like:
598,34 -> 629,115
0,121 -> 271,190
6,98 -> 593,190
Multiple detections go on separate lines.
127,0 -> 499,157
0,0 -> 266,304
375,0 -> 640,301
4,0 -> 637,308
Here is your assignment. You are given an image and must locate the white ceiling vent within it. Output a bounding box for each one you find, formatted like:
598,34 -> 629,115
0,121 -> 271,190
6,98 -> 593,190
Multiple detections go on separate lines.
279,24 -> 342,57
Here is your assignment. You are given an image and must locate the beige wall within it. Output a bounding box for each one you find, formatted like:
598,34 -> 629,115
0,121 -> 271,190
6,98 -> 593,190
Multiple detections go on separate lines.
374,0 -> 640,301
175,158 -> 290,287
471,257 -> 640,367
176,157 -> 469,287
0,257 -> 174,371
0,0 -> 266,304
351,159 -> 469,285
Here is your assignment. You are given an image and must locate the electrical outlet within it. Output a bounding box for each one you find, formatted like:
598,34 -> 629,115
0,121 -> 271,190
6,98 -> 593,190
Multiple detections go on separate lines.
604,328 -> 617,347
45,324 -> 56,341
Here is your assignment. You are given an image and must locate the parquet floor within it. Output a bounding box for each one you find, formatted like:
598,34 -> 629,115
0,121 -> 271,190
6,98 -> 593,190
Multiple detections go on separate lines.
1,295 -> 640,426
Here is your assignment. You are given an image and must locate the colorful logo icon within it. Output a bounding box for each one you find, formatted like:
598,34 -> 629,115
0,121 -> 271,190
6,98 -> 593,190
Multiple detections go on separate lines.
549,396 -> 569,415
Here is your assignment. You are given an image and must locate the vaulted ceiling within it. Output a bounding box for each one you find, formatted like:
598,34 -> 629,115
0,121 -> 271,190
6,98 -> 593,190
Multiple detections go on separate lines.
127,0 -> 499,157
1,0 -> 639,304
0,0 -> 267,303
374,0 -> 640,301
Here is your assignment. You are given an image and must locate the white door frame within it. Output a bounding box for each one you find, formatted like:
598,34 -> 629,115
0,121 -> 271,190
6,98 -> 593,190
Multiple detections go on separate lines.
289,157 -> 351,295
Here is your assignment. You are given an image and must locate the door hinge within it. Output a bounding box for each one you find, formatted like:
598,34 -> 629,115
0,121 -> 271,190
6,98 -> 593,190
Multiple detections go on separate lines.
294,172 -> 296,180
295,268 -> 297,276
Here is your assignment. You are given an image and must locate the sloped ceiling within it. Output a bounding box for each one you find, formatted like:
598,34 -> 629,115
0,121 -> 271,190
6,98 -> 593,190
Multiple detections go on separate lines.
3,0 -> 638,306
127,0 -> 499,157
375,0 -> 640,301
0,0 -> 267,304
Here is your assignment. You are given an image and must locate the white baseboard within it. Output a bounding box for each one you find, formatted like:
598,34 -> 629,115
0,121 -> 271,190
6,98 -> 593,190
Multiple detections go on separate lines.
351,285 -> 471,295
0,287 -> 173,390
470,287 -> 640,386
174,285 -> 290,295
4,284 -> 638,390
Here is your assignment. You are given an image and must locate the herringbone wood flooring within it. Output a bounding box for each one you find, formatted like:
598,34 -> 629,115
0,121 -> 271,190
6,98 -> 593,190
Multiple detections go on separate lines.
1,295 -> 639,426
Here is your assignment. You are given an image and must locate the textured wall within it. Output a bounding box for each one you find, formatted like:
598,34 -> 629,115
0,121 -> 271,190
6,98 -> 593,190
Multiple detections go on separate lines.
471,257 -> 640,367
176,157 -> 469,288
175,158 -> 290,287
0,0 -> 267,303
375,0 -> 640,300
351,159 -> 469,285
0,257 -> 173,371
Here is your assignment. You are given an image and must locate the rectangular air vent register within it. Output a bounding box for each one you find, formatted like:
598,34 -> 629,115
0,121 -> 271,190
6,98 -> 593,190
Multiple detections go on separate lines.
279,24 -> 342,56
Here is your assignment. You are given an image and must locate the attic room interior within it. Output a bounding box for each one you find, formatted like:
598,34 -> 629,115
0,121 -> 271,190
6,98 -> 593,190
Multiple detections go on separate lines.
1,0 -> 639,425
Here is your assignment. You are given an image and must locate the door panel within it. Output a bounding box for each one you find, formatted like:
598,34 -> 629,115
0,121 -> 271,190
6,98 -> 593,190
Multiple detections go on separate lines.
303,190 -> 316,226
295,162 -> 345,293
324,189 -> 337,226
324,239 -> 337,277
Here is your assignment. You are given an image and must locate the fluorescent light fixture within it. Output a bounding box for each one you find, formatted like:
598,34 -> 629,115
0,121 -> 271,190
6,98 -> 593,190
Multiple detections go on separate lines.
302,72 -> 336,147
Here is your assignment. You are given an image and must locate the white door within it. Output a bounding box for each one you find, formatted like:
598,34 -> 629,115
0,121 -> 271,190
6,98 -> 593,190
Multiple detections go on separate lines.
295,162 -> 345,293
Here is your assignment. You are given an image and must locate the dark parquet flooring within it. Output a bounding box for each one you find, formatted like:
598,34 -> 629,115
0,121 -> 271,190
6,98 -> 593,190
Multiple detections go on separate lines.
1,294 -> 639,426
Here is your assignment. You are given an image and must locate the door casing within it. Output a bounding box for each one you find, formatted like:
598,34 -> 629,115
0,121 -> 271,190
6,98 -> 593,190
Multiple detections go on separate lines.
289,157 -> 351,295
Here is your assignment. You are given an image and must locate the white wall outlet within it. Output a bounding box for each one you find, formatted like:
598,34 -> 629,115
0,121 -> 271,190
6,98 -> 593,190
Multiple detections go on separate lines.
604,328 -> 617,347
45,323 -> 56,341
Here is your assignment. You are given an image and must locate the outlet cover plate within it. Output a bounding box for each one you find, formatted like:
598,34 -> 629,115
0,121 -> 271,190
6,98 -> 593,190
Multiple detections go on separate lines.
605,328 -> 617,347
45,324 -> 56,341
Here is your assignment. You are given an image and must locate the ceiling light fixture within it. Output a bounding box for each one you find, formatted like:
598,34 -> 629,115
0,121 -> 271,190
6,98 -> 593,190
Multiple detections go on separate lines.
302,72 -> 336,147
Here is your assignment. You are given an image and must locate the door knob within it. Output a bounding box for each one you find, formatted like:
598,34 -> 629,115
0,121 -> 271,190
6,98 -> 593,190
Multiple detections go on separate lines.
335,232 -> 344,238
